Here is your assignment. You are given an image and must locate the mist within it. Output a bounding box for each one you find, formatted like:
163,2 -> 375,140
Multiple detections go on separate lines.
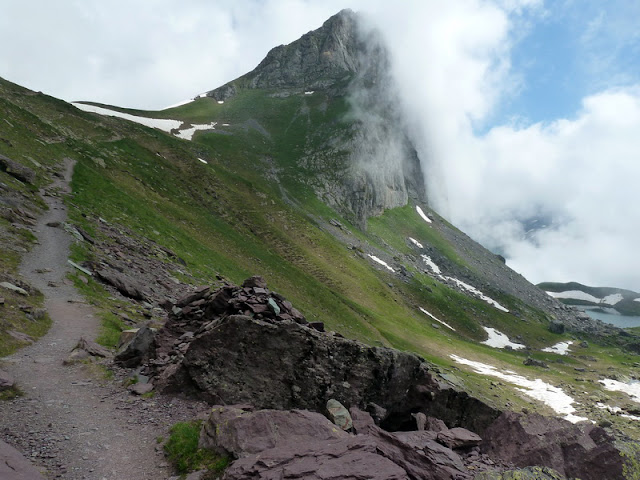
360,1 -> 640,291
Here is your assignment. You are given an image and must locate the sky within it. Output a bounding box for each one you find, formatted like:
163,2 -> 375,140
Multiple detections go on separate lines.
1,0 -> 639,291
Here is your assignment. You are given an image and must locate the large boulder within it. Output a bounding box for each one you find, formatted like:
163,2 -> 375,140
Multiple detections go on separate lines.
199,405 -> 347,458
481,411 -> 625,480
152,314 -> 441,424
0,369 -> 14,391
0,154 -> 36,184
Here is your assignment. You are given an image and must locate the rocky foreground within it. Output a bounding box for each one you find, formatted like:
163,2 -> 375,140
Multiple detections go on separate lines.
101,277 -> 631,480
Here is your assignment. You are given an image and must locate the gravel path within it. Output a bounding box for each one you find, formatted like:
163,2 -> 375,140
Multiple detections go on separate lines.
0,159 -> 207,479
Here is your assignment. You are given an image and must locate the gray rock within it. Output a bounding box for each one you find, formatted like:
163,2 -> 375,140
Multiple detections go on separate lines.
548,321 -> 565,334
0,369 -> 14,391
523,358 -> 549,369
241,276 -> 267,289
326,399 -> 353,430
0,439 -> 47,479
73,337 -> 111,357
0,281 -> 28,296
115,326 -> 155,368
96,269 -> 148,301
129,382 -> 153,395
0,154 -> 36,184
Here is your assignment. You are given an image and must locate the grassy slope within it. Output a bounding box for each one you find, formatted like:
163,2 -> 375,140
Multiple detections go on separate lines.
3,78 -> 640,439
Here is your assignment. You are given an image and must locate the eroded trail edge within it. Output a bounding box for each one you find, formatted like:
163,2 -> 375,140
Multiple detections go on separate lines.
0,159 -> 200,480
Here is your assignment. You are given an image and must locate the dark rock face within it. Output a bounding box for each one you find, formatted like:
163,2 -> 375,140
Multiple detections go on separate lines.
148,279 -> 500,433
114,326 -> 156,368
153,314 -> 440,419
481,411 -> 625,480
0,154 -> 36,184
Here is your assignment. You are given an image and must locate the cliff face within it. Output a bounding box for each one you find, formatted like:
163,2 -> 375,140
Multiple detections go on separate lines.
207,9 -> 427,226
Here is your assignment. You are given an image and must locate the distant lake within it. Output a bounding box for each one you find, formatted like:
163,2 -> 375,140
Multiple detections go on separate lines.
581,306 -> 640,328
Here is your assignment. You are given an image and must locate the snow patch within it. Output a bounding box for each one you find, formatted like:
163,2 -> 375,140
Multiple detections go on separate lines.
546,290 -> 600,303
409,237 -> 423,249
596,403 -> 640,421
481,327 -> 525,350
197,158 -> 208,164
602,293 -> 624,305
368,255 -> 395,273
73,103 -> 182,132
542,341 -> 573,355
600,379 -> 640,403
416,205 -> 432,224
451,355 -> 588,423
304,91 -> 314,95
222,123 -> 230,127
174,122 -> 217,140
421,255 -> 441,275
635,298 -> 640,303
217,100 -> 224,104
447,277 -> 509,312
419,307 -> 455,331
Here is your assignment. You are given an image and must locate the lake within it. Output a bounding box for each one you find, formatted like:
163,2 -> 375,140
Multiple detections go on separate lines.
581,306 -> 640,328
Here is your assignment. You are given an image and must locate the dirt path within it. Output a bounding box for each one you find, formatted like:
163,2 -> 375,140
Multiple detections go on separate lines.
0,160 -> 206,479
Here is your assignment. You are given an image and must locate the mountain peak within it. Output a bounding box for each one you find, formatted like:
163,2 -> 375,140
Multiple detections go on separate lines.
207,9 -> 363,99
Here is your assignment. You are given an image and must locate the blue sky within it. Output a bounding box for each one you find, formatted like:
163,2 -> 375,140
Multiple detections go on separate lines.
1,0 -> 639,290
498,1 -> 640,126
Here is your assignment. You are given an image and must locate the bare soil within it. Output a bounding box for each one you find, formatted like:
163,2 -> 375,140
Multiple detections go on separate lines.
0,159 -> 208,479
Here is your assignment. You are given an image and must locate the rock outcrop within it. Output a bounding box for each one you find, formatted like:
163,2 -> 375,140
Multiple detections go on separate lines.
481,411 -> 626,480
147,279 -> 501,432
201,405 -> 477,480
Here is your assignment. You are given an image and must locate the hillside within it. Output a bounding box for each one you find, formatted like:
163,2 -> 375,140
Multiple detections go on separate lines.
2,9 -> 640,479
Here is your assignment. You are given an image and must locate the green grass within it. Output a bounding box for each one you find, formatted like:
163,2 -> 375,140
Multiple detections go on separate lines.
164,421 -> 230,475
0,384 -> 23,401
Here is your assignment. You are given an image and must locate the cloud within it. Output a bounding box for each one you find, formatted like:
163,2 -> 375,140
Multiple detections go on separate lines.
365,1 -> 640,289
0,0 -> 368,109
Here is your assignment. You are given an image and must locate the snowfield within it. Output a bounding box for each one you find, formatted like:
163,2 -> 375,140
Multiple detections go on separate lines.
367,254 -> 395,273
419,307 -> 455,331
416,205 -> 432,224
542,341 -> 573,355
421,255 -> 441,274
602,293 -> 624,305
447,277 -> 509,312
546,290 -> 600,303
480,327 -> 525,350
600,379 -> 640,403
409,237 -> 423,248
451,355 -> 588,423
73,103 -> 182,132
73,103 -> 216,141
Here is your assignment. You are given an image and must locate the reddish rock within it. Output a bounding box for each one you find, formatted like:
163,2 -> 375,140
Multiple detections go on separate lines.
481,411 -> 624,480
0,439 -> 46,479
437,427 -> 482,449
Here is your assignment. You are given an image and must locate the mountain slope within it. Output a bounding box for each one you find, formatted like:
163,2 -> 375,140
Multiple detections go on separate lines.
2,10 -> 640,449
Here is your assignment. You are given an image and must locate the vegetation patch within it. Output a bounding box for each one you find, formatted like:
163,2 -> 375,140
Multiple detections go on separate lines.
165,421 -> 230,476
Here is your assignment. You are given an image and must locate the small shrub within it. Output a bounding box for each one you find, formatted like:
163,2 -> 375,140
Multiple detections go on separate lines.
0,385 -> 23,401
